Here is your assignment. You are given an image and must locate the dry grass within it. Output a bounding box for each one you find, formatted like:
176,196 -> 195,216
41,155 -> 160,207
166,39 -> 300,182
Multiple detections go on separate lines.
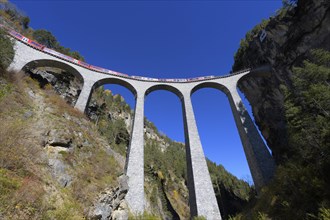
0,71 -> 50,219
44,88 -> 86,119
0,70 -> 124,218
0,116 -> 47,219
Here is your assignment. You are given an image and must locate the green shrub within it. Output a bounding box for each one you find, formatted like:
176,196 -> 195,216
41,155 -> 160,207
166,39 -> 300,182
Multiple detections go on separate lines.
243,49 -> 330,219
0,28 -> 14,70
232,19 -> 269,71
128,211 -> 161,220
192,216 -> 207,220
318,207 -> 330,220
0,83 -> 12,100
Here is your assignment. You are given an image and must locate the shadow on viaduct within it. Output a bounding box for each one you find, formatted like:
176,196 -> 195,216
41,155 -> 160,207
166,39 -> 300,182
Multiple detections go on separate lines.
8,38 -> 276,220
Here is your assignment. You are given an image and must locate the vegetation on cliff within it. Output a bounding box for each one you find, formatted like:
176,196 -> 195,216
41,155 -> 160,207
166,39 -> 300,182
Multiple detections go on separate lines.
232,19 -> 269,72
0,69 -> 126,219
232,0 -> 299,72
231,0 -> 330,218
274,49 -> 329,219
0,27 -> 13,70
233,49 -> 330,220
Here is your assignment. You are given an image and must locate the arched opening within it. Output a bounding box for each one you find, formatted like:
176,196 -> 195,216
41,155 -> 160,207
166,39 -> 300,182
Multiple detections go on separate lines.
191,82 -> 254,219
86,78 -> 136,161
22,59 -> 84,106
144,84 -> 189,219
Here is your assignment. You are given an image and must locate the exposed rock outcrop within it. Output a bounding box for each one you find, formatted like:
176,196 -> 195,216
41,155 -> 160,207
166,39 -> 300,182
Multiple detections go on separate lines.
88,175 -> 129,220
27,68 -> 82,106
233,0 -> 330,162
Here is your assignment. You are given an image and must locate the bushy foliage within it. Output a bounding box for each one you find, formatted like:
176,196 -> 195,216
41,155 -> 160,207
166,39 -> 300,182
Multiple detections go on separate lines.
0,28 -> 14,70
232,19 -> 269,71
1,2 -> 85,62
232,1 -> 299,72
241,49 -> 330,219
0,1 -> 31,30
88,87 -> 131,156
21,16 -> 29,29
32,29 -> 85,61
32,29 -> 57,48
207,160 -> 254,219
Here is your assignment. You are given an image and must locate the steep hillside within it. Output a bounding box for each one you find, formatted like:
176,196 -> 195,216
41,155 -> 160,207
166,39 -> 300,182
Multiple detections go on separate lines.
0,70 -> 129,219
232,0 -> 330,163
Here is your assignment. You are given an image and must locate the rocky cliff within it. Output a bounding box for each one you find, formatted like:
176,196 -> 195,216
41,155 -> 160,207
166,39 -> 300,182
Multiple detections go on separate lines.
232,0 -> 330,163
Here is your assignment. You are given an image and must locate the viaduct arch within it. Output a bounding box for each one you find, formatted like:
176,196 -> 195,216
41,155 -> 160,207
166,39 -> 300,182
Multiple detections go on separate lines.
22,59 -> 84,84
7,34 -> 275,220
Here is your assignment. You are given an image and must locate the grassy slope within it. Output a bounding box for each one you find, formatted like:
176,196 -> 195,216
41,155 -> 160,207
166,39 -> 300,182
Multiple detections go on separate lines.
0,71 -> 122,219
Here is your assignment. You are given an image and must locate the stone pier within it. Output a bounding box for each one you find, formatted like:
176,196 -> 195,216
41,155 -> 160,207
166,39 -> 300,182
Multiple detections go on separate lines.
182,91 -> 222,219
125,89 -> 146,214
227,86 -> 275,192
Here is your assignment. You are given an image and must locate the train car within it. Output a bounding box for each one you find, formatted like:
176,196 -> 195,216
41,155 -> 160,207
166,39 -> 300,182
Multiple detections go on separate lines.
5,27 -> 43,50
78,60 -> 90,69
90,65 -> 107,73
107,70 -> 118,75
29,40 -> 45,50
178,79 -> 187,82
9,30 -> 24,41
43,48 -> 73,62
131,75 -> 143,80
43,47 -> 61,57
103,69 -> 111,74
59,53 -> 75,62
21,36 -> 31,44
149,77 -> 158,81
117,72 -> 129,77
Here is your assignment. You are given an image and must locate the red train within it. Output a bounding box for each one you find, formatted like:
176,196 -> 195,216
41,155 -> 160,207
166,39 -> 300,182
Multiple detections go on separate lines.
1,24 -> 218,82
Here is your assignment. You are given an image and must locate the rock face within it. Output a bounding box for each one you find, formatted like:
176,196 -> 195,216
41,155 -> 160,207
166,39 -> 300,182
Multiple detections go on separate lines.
233,0 -> 330,162
88,175 -> 129,220
28,68 -> 82,106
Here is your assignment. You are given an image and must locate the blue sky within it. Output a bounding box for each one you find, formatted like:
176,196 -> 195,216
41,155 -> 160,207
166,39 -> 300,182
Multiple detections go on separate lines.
12,0 -> 282,182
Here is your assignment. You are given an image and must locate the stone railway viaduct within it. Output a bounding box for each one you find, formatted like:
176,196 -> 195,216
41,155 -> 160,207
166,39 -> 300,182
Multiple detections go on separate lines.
8,38 -> 275,219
